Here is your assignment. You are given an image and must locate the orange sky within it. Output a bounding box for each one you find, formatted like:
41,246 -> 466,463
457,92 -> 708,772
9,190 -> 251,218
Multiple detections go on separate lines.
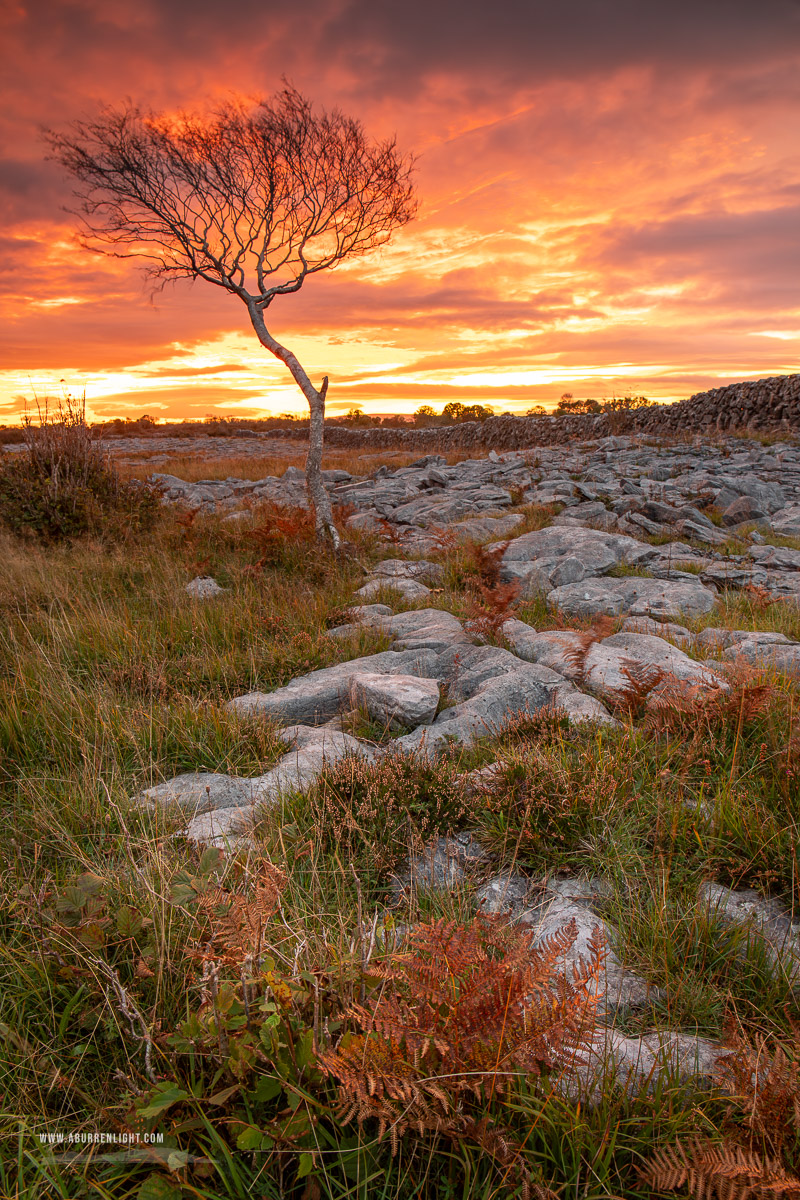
2,0 -> 800,422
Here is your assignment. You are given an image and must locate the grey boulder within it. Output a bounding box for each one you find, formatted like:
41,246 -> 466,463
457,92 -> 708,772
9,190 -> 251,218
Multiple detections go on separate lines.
722,633 -> 800,677
350,672 -> 440,729
227,648 -> 442,724
771,504 -> 800,536
548,577 -> 717,620
185,576 -> 226,598
356,577 -> 432,601
134,772 -> 260,817
184,726 -> 373,845
699,881 -> 800,989
371,558 -> 445,586
500,527 -> 657,592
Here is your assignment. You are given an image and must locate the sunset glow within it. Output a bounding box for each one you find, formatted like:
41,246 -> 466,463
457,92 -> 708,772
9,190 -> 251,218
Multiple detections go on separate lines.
2,1 -> 799,422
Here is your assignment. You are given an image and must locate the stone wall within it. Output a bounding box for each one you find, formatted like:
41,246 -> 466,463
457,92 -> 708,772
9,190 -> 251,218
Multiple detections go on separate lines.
632,374 -> 800,436
263,373 -> 800,453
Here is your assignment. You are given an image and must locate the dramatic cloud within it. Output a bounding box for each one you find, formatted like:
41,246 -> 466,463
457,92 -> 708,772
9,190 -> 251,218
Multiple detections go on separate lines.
1,0 -> 799,419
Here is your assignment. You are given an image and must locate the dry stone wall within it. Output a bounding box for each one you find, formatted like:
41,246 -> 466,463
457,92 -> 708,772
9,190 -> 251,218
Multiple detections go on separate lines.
633,374 -> 800,436
277,373 -> 800,453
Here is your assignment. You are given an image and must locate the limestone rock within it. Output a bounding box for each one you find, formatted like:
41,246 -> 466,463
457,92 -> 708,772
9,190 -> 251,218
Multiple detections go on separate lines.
350,672 -> 440,729
700,563 -> 768,590
771,504 -> 800,536
356,577 -> 431,601
227,648 -> 442,724
500,527 -> 657,591
548,577 -> 717,620
559,1027 -> 722,1105
184,726 -> 373,846
619,616 -> 692,644
475,873 -> 656,1016
371,558 -> 445,586
699,881 -> 800,988
390,834 -> 489,896
722,495 -> 769,526
380,608 -> 472,652
450,513 -> 524,542
134,772 -> 259,817
185,576 -> 226,598
722,633 -> 800,677
588,632 -> 727,698
395,646 -> 615,757
749,545 -> 800,571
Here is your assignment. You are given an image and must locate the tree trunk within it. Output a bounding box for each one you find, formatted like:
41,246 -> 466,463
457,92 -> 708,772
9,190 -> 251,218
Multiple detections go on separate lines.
247,305 -> 340,548
305,375 -> 338,546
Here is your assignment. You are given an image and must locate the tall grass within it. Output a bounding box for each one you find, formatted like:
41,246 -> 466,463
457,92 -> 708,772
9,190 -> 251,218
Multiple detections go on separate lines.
1,504 -> 799,1197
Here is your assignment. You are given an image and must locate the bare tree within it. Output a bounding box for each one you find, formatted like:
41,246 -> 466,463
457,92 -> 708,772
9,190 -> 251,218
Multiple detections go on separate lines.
46,86 -> 418,545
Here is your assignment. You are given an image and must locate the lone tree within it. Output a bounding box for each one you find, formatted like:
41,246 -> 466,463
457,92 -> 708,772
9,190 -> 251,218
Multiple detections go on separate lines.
46,86 -> 418,545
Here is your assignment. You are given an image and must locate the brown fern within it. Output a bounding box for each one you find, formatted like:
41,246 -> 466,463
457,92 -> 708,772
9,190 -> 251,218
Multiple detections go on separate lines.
743,584 -> 777,613
645,670 -> 776,740
189,862 -> 287,967
608,658 -> 666,719
715,1031 -> 800,1156
558,618 -> 616,685
466,541 -> 508,589
377,517 -> 406,548
243,501 -> 316,570
640,1136 -> 800,1200
318,914 -> 603,1159
465,580 -> 522,641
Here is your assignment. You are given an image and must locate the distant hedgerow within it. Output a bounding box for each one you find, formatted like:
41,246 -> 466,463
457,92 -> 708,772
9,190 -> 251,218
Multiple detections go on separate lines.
0,396 -> 160,542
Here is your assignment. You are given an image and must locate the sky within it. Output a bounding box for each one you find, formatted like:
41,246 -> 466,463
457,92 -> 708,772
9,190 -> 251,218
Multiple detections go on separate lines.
2,0 -> 800,422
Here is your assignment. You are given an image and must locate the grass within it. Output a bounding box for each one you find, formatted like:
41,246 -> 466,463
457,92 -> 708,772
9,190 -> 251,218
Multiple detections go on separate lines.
1,497 -> 800,1198
115,444 -> 484,484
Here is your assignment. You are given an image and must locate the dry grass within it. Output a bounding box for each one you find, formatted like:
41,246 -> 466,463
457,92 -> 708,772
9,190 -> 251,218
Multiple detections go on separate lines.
3,490 -> 800,1198
114,442 -> 482,483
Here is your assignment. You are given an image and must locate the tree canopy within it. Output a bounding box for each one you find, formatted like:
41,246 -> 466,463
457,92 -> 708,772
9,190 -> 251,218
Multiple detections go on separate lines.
46,85 -> 418,543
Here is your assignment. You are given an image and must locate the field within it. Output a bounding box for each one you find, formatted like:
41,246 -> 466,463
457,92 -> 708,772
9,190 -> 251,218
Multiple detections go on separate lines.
2,456 -> 800,1200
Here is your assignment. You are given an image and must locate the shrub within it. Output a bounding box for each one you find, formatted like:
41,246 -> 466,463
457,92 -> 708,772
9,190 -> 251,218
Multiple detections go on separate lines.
477,741 -> 622,867
309,751 -> 475,876
0,396 -> 160,542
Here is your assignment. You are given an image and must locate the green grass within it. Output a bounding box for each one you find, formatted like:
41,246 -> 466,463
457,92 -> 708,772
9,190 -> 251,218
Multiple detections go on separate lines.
2,507 -> 800,1198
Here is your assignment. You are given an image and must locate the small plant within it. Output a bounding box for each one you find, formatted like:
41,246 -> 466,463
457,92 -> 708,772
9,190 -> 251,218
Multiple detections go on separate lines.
464,539 -> 507,588
641,1028 -> 800,1199
319,914 -> 603,1190
560,616 -> 616,685
743,583 -> 778,612
465,579 -> 522,641
308,751 -> 475,877
244,500 -> 318,570
640,1137 -> 800,1200
477,741 -> 621,867
609,658 -> 667,720
0,394 -> 160,542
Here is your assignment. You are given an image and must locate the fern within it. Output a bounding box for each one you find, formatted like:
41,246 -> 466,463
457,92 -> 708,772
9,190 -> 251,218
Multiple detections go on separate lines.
559,618 -> 616,685
715,1031 -> 800,1155
189,862 -> 287,967
318,914 -> 603,1171
608,657 -> 666,719
243,500 -> 317,570
640,1137 -> 800,1200
645,671 -> 776,739
465,580 -> 522,640
466,541 -> 509,589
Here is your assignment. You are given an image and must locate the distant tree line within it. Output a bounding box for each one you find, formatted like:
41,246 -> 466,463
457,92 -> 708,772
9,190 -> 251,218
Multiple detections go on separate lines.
0,393 -> 657,445
539,393 -> 655,416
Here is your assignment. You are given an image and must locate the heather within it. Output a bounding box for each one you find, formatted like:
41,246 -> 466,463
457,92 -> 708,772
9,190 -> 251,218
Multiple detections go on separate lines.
2,424 -> 800,1199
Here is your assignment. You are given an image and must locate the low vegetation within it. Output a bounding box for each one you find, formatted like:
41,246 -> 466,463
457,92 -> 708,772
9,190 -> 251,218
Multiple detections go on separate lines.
0,398 -> 160,543
1,463 -> 800,1198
